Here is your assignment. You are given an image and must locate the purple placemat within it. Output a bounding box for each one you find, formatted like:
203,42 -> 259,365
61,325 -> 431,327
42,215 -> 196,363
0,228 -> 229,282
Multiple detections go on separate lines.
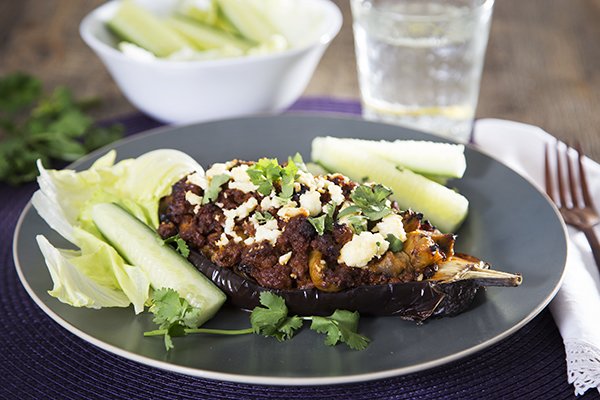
1,97 -> 596,399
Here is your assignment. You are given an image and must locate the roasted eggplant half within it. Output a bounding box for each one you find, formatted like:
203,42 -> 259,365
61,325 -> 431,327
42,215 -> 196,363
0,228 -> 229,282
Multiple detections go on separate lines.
158,158 -> 522,321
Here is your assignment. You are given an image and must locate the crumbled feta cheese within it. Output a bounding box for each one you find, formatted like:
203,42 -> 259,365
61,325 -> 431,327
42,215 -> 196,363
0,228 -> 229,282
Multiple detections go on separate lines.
338,232 -> 389,268
215,233 -> 230,247
314,175 -> 329,191
373,214 -> 407,242
187,172 -> 208,190
206,162 -> 232,179
277,204 -> 309,220
185,191 -> 203,213
278,251 -> 292,265
185,191 -> 203,206
299,190 -> 322,216
327,182 -> 345,205
223,197 -> 258,238
245,219 -> 281,245
229,164 -> 258,193
260,193 -> 285,210
236,197 -> 258,219
296,171 -> 317,190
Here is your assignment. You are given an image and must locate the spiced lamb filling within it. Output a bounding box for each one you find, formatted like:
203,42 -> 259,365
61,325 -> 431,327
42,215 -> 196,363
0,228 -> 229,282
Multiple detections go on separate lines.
158,157 -> 454,292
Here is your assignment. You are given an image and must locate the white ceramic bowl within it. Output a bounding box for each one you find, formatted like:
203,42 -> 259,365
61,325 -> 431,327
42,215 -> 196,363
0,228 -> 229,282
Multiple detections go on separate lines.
80,0 -> 342,124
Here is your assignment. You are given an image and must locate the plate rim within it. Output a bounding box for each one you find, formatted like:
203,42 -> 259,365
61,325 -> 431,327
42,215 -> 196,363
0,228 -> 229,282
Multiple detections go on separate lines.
12,113 -> 569,386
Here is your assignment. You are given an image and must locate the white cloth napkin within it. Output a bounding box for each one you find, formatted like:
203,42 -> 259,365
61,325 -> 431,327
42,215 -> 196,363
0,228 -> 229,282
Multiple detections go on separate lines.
473,119 -> 600,396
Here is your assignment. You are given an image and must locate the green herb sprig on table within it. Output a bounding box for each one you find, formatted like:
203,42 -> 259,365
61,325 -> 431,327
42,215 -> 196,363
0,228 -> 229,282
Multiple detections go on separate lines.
0,72 -> 124,185
144,289 -> 370,351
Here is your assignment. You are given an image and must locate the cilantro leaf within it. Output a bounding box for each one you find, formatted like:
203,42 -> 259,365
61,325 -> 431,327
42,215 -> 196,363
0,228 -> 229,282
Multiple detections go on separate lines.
164,234 -> 190,257
247,156 -> 300,201
82,123 -> 124,152
254,211 -> 274,224
0,72 -> 123,185
308,203 -> 335,235
337,205 -> 368,234
336,205 -> 361,220
349,184 -> 393,221
144,290 -> 370,351
146,288 -> 203,350
202,173 -> 230,204
250,292 -> 288,334
250,292 -> 302,341
347,215 -> 367,234
0,72 -> 42,114
386,234 -> 404,253
310,310 -> 370,350
274,315 -> 304,340
247,158 -> 281,196
277,158 -> 298,202
308,214 -> 327,235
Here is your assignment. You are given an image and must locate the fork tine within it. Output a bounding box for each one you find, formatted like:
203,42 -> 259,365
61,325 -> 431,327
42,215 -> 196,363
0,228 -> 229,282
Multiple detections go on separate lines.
555,140 -> 568,207
574,140 -> 596,210
566,143 -> 582,208
544,143 -> 555,201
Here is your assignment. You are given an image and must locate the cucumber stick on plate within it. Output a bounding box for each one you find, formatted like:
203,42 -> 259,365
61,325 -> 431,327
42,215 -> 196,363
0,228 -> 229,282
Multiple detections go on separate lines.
92,203 -> 226,326
311,137 -> 469,233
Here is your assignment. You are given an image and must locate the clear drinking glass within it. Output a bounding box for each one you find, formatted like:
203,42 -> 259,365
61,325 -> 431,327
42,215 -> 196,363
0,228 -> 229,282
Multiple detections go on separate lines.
350,0 -> 494,142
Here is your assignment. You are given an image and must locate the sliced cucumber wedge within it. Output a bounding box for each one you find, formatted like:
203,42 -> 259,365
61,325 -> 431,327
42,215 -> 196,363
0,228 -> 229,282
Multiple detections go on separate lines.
107,1 -> 191,57
216,0 -> 279,43
322,137 -> 466,178
91,203 -> 226,325
181,0 -> 241,36
311,137 -> 469,233
166,16 -> 253,51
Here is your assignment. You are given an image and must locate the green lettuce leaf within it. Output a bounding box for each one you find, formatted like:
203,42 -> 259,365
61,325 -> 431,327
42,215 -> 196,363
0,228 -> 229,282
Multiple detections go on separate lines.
32,149 -> 203,313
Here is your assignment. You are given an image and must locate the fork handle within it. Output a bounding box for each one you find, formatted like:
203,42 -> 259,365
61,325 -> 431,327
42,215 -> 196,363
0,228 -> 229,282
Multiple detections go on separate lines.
582,226 -> 600,270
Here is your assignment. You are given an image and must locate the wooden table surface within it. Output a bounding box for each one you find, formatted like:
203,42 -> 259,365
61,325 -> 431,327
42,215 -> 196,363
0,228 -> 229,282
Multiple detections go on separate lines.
1,0 -> 599,161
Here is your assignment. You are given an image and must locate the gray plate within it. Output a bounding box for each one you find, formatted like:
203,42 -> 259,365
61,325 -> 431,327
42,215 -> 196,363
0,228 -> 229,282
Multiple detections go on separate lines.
13,114 -> 567,385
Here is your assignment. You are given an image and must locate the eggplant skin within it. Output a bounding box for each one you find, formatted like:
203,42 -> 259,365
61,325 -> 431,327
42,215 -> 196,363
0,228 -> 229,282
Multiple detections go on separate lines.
188,250 -> 482,321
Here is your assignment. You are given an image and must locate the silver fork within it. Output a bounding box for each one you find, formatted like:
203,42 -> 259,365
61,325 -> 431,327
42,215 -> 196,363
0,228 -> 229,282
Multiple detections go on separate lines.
544,140 -> 600,269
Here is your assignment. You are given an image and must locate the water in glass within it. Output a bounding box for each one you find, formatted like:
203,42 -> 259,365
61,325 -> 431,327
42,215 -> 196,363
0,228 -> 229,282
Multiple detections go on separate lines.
351,0 -> 493,142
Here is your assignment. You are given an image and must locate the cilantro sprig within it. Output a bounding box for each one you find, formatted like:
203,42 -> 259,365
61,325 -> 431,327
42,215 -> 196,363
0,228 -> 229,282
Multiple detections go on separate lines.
254,211 -> 274,224
144,289 -> 369,351
334,184 -> 394,234
349,184 -> 393,221
310,310 -> 370,350
163,234 -> 190,258
0,72 -> 123,185
144,288 -> 207,350
202,173 -> 230,204
246,153 -> 305,201
246,158 -> 282,196
386,234 -> 404,253
308,203 -> 335,235
250,292 -> 303,341
144,289 -> 254,350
